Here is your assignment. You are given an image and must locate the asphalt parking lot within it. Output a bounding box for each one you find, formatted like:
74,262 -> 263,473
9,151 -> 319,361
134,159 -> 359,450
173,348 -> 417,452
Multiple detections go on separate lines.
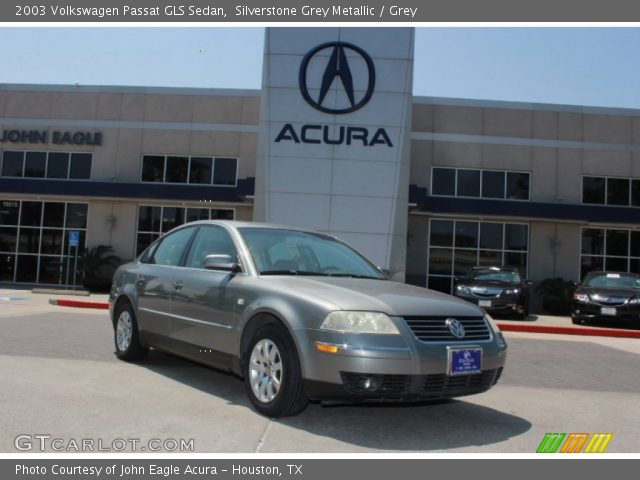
0,290 -> 639,453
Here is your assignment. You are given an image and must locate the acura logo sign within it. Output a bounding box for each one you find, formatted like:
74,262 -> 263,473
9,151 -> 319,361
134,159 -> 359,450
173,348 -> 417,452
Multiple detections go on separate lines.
445,318 -> 466,339
299,41 -> 376,114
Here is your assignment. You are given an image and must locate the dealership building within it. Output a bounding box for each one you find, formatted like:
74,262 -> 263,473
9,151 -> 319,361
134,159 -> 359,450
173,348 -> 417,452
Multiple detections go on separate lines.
2,27 -> 640,296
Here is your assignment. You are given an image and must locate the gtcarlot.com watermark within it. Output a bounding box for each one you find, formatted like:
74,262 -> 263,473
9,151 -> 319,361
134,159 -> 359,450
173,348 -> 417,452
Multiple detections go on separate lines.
14,434 -> 195,452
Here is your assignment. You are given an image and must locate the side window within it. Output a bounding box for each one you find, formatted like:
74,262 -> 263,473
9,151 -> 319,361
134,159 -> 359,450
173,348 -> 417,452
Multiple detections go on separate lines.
151,227 -> 195,266
185,227 -> 238,269
139,241 -> 159,264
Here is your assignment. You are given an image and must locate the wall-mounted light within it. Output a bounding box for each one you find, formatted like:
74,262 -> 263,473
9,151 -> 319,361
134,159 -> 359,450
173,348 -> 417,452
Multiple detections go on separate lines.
549,235 -> 561,255
106,214 -> 117,231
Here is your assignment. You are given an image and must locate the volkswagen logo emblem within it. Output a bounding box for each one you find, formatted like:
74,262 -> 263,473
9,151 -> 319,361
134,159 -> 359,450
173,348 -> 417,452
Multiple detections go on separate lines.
445,318 -> 466,339
299,41 -> 376,115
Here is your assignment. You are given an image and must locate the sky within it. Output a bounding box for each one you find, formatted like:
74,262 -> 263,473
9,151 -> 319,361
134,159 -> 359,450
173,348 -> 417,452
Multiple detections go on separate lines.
2,27 -> 640,108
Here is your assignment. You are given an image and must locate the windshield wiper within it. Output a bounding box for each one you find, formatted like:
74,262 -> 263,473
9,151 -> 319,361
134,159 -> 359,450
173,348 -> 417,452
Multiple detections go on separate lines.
326,273 -> 383,280
260,270 -> 326,276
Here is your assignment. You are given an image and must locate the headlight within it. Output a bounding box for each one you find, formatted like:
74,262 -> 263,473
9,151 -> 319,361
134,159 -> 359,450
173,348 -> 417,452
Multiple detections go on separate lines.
628,297 -> 640,304
573,293 -> 589,302
504,288 -> 520,295
320,311 -> 400,335
456,285 -> 470,294
484,314 -> 507,349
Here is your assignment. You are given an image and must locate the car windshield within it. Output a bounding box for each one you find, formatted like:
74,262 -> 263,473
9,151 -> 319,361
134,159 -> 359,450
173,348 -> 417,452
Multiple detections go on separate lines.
465,269 -> 520,283
583,273 -> 640,289
238,228 -> 385,279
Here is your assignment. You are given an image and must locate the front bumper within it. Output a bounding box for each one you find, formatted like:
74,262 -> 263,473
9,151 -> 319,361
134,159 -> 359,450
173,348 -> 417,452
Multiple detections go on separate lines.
572,302 -> 640,323
454,292 -> 524,314
294,317 -> 507,401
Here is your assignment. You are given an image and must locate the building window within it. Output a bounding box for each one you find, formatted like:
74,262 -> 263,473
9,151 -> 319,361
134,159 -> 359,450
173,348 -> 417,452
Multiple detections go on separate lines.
430,167 -> 530,201
1,151 -> 92,180
141,155 -> 238,186
582,176 -> 640,207
0,199 -> 88,284
580,227 -> 640,279
426,218 -> 529,294
136,205 -> 235,255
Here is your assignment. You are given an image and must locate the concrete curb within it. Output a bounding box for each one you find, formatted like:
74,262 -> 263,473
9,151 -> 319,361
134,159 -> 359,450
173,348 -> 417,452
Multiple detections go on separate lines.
49,298 -> 109,310
34,288 -> 90,296
497,322 -> 640,339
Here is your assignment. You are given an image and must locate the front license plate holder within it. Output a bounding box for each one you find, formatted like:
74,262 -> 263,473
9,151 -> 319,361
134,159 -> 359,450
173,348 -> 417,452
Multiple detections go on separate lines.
478,300 -> 492,307
601,307 -> 617,316
448,347 -> 482,376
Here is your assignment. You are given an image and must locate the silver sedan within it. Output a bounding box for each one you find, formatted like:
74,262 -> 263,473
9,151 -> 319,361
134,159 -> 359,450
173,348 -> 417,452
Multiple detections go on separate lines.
110,221 -> 507,417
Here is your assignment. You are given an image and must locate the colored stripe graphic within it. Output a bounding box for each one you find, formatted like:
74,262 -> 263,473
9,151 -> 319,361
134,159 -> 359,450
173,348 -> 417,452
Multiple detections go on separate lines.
584,433 -> 613,453
536,433 -> 566,453
560,433 -> 589,453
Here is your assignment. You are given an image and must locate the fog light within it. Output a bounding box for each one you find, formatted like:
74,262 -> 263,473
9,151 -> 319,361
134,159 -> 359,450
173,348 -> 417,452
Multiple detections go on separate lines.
363,377 -> 382,392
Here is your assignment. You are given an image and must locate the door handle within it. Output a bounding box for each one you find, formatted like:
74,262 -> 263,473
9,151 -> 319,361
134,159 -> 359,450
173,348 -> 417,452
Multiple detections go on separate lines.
136,276 -> 147,286
173,280 -> 184,291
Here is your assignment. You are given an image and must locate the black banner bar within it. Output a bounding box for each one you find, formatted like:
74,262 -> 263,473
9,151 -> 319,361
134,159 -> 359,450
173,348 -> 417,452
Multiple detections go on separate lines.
3,459 -> 640,480
5,0 -> 640,22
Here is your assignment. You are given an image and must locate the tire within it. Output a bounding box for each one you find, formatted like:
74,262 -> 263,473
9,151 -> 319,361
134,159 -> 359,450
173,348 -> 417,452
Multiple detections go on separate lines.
571,316 -> 584,325
516,307 -> 529,320
113,302 -> 149,362
244,324 -> 309,417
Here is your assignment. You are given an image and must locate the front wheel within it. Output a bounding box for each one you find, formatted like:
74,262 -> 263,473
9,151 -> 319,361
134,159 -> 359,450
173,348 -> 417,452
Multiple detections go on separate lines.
244,324 -> 309,417
114,303 -> 149,362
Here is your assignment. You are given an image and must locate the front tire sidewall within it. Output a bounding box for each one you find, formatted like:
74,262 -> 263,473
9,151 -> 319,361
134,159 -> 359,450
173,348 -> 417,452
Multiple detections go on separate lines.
113,304 -> 148,362
244,325 -> 308,417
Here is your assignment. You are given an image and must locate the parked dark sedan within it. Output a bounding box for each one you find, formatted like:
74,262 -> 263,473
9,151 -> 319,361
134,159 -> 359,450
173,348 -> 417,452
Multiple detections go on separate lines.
572,271 -> 640,325
110,221 -> 507,417
454,266 -> 531,319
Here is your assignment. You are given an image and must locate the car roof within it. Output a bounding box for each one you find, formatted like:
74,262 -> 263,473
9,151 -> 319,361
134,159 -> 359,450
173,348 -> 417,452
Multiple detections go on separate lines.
585,270 -> 639,277
470,265 -> 517,272
177,220 -> 333,235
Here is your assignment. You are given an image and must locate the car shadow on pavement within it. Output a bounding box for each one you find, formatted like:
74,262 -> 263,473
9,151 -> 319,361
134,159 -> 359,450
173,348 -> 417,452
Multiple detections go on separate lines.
141,350 -> 532,452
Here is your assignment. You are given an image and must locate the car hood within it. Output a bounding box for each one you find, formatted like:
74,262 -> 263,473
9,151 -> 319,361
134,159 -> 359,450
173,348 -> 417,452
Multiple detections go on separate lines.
459,280 -> 517,288
579,287 -> 640,298
262,276 -> 484,317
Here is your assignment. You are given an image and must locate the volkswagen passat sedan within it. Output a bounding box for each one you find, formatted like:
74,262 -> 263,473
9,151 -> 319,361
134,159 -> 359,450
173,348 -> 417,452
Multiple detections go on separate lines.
454,266 -> 531,319
572,271 -> 640,325
110,221 -> 507,417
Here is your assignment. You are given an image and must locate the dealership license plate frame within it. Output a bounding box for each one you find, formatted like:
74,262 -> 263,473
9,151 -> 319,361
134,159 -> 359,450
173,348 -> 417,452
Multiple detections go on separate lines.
478,300 -> 492,307
447,346 -> 482,376
601,307 -> 617,316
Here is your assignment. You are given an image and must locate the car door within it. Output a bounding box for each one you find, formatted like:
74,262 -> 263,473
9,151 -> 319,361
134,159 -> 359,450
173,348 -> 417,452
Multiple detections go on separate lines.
170,225 -> 243,358
135,226 -> 196,348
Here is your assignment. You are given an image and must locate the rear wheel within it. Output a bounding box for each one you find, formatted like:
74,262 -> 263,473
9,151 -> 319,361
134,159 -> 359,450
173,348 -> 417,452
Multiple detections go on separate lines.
244,324 -> 309,417
571,316 -> 584,325
114,303 -> 148,362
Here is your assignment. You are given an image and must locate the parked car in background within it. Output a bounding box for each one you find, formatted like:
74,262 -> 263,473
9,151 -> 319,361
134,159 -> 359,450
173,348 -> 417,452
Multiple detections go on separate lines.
572,271 -> 640,325
454,266 -> 531,319
110,221 -> 507,417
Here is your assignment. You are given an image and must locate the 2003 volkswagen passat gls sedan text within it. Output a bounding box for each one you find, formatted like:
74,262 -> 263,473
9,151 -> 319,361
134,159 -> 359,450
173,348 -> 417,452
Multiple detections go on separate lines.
110,221 -> 507,417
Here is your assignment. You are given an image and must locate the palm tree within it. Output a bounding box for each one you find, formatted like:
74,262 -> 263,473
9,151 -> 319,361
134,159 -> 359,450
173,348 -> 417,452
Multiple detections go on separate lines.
77,245 -> 121,291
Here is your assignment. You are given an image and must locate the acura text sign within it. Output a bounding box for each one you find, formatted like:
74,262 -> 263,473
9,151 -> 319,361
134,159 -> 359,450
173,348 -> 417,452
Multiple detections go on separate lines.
274,41 -> 392,147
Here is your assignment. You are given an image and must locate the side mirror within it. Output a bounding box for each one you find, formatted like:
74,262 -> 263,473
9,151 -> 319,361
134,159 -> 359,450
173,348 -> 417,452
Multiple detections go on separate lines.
202,254 -> 242,273
377,266 -> 391,277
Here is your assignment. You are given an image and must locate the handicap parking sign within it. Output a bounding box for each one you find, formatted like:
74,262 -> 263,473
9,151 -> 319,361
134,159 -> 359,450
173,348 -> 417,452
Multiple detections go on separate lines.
68,231 -> 80,247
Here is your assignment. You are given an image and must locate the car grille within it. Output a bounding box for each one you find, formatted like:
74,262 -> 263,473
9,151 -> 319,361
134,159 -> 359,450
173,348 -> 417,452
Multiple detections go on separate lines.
590,294 -> 627,306
340,368 -> 503,398
421,368 -> 502,398
403,316 -> 491,342
471,287 -> 502,298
